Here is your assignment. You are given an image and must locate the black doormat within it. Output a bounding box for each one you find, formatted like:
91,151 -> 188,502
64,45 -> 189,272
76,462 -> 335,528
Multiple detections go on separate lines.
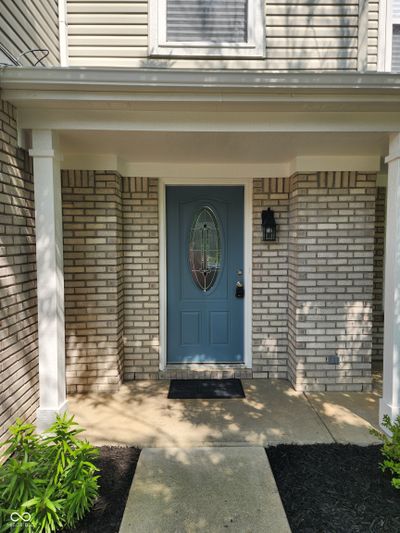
168,378 -> 245,399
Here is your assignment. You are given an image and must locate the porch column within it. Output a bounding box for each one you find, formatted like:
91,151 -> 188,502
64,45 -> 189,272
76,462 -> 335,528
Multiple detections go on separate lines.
29,130 -> 67,431
380,132 -> 400,425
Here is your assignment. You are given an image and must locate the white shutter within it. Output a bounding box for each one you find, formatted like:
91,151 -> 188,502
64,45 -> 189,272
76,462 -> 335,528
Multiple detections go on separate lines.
392,25 -> 400,72
166,0 -> 248,43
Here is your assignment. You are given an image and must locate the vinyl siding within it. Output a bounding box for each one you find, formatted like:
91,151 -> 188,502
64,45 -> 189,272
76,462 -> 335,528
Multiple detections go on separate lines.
0,0 -> 60,65
67,0 -> 360,70
367,0 -> 379,71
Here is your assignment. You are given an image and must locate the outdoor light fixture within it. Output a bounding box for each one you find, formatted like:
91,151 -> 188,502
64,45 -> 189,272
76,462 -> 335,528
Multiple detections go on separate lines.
261,208 -> 277,241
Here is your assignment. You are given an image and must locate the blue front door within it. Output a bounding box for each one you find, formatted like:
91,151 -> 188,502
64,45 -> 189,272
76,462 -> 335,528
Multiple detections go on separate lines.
167,186 -> 244,363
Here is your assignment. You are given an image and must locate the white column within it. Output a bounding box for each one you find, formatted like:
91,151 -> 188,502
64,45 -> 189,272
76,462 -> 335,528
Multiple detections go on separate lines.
29,130 -> 67,431
380,132 -> 400,426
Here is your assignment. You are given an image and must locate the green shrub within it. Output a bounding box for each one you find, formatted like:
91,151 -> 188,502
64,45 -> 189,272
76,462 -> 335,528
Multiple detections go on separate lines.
0,413 -> 99,533
371,414 -> 400,489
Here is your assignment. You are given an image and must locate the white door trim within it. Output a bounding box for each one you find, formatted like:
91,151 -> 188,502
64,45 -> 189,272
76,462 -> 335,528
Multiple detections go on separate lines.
159,177 -> 253,370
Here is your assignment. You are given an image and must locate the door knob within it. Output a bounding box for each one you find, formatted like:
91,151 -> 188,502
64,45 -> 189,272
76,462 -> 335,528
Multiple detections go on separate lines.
235,281 -> 244,298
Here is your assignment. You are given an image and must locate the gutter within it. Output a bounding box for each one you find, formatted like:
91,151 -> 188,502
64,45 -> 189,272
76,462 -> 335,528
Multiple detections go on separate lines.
1,67 -> 400,93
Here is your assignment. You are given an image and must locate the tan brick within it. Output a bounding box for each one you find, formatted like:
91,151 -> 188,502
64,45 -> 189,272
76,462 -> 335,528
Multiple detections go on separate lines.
0,99 -> 39,449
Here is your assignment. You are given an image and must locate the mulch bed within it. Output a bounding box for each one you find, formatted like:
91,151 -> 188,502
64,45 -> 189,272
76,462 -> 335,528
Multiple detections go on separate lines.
267,444 -> 400,533
66,446 -> 140,533
64,444 -> 400,532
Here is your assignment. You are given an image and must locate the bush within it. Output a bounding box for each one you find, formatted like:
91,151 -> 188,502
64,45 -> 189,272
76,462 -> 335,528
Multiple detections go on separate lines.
371,414 -> 400,489
0,413 -> 99,533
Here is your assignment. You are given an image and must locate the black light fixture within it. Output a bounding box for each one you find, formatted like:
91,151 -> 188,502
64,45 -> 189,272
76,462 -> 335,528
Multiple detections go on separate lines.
261,208 -> 277,241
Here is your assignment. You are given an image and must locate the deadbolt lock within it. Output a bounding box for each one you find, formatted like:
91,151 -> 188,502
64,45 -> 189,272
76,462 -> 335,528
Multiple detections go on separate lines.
235,281 -> 244,298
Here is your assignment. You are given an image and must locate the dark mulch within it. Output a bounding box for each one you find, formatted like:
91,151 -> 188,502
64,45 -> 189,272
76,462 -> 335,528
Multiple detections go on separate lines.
66,446 -> 140,533
267,444 -> 400,533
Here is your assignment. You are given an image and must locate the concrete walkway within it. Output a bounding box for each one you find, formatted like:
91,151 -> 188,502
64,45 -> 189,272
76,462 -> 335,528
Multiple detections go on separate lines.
119,447 -> 291,533
68,379 -> 381,447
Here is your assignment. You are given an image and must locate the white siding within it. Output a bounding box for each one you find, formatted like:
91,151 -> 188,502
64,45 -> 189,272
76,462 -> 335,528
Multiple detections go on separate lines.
264,1 -> 358,70
67,0 -> 148,64
0,0 -> 60,65
67,0 -> 360,70
367,0 -> 379,71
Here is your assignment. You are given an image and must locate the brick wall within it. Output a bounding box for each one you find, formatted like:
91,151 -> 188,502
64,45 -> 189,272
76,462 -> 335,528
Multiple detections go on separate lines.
62,172 -> 378,391
62,170 -> 124,393
0,100 -> 39,445
122,177 -> 160,380
62,173 -> 160,388
372,186 -> 385,363
288,172 -> 375,392
252,178 -> 289,379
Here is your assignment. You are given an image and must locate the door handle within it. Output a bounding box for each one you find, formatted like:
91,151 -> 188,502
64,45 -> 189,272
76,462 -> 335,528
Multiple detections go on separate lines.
235,281 -> 244,298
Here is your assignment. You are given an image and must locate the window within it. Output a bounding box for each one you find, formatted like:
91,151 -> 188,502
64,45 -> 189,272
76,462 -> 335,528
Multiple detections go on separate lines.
149,0 -> 265,58
393,2 -> 400,71
189,206 -> 221,292
379,0 -> 400,71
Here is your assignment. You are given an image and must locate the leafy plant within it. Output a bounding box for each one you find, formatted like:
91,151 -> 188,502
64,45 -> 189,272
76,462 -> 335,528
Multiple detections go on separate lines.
371,414 -> 400,489
0,414 -> 99,533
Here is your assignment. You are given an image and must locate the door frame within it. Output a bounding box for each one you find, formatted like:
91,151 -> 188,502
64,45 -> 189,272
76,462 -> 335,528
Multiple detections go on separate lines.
159,177 -> 253,370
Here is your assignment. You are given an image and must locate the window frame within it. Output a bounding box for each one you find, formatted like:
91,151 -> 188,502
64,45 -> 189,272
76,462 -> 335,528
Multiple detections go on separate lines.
149,0 -> 266,58
378,0 -> 400,71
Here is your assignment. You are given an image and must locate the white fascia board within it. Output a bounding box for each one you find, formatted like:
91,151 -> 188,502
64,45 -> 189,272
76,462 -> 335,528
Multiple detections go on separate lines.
62,157 -> 291,178
16,108 -> 400,133
4,89 -> 400,108
292,155 -> 382,173
61,154 -> 119,172
62,156 -> 383,178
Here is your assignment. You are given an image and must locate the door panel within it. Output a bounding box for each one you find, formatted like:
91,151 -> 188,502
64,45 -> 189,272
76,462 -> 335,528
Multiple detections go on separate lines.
167,186 -> 244,363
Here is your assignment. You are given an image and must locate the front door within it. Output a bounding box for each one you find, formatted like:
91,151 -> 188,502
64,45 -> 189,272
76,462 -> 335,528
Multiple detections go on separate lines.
167,186 -> 244,363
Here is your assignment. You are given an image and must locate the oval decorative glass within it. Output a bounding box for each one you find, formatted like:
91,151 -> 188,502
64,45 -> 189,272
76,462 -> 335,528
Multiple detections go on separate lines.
189,206 -> 221,292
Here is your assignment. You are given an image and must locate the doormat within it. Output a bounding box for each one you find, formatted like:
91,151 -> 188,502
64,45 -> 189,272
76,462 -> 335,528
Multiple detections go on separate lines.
168,379 -> 245,399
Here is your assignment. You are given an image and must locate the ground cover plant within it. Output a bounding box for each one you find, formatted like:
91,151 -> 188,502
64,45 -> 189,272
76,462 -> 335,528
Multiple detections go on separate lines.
0,414 -> 99,533
267,444 -> 400,533
371,414 -> 400,490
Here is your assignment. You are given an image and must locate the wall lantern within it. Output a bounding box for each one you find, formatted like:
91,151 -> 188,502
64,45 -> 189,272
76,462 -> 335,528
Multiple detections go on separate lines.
261,208 -> 277,241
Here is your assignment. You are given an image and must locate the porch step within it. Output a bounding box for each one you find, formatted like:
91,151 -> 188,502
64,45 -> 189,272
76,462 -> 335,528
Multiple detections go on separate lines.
119,446 -> 291,533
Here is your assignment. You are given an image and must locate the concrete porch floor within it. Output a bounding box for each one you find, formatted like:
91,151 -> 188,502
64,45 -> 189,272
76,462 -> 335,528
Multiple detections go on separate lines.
68,379 -> 382,448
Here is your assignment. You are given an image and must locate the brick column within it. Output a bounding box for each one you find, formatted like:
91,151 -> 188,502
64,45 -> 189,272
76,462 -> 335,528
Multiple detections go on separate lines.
252,178 -> 290,379
288,172 -> 376,392
122,177 -> 159,380
62,171 -> 123,392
